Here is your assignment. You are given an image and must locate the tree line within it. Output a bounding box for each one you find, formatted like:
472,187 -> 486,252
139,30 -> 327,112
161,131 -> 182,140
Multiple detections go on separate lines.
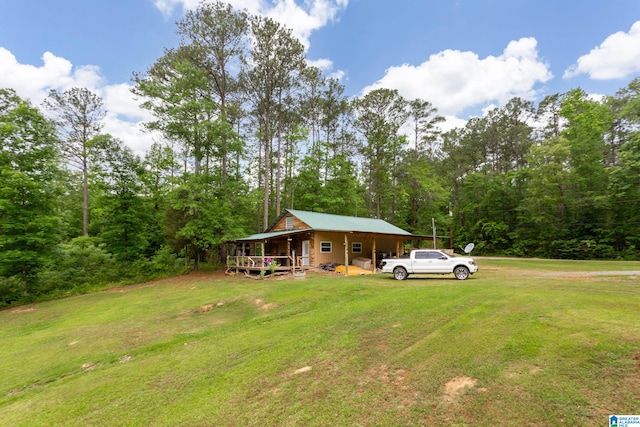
2,1 -> 640,305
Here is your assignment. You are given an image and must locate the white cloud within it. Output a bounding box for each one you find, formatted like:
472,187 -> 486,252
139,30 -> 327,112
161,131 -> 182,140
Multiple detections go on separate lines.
0,47 -> 156,156
103,112 -> 156,156
153,0 -> 348,50
0,48 -> 102,103
307,57 -> 333,70
564,21 -> 640,80
361,37 -> 553,117
306,57 -> 345,81
439,115 -> 467,133
101,83 -> 159,156
102,83 -> 153,122
265,0 -> 346,49
328,69 -> 345,81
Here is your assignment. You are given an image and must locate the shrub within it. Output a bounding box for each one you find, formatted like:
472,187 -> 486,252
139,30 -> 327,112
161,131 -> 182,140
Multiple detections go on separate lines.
38,236 -> 117,293
0,275 -> 24,308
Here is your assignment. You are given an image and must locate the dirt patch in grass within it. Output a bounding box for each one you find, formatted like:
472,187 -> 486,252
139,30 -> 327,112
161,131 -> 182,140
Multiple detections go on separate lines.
195,302 -> 224,313
443,376 -> 478,403
365,365 -> 420,409
81,362 -> 98,371
293,366 -> 312,374
505,364 -> 542,378
8,307 -> 36,314
253,298 -> 277,310
634,350 -> 640,369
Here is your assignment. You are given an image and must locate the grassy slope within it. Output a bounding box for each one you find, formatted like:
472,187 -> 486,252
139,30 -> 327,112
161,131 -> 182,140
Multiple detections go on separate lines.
1,259 -> 639,426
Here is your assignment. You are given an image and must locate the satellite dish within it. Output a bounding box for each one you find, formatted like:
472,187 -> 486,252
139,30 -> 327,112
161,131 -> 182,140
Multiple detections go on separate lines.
463,243 -> 475,254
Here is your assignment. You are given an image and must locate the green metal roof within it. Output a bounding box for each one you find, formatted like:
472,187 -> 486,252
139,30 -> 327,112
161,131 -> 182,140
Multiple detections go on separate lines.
234,229 -> 312,242
285,209 -> 412,236
232,210 -> 413,242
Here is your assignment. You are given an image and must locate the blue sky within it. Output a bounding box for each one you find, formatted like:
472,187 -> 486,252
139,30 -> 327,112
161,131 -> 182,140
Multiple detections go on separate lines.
2,0 -> 640,154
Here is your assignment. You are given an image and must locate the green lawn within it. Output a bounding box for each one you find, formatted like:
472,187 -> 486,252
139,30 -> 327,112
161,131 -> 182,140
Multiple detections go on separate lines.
1,259 -> 639,426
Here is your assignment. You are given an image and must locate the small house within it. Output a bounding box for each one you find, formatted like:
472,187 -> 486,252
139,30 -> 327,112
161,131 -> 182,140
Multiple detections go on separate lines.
226,209 -> 430,275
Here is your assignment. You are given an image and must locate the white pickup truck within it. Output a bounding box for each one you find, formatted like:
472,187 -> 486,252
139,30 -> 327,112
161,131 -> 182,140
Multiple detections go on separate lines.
380,249 -> 478,280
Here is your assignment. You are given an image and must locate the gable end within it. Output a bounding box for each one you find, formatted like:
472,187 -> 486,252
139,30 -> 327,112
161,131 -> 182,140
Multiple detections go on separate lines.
270,213 -> 310,232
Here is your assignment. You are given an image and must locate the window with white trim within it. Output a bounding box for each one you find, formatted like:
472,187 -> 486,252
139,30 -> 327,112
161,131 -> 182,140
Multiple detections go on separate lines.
285,216 -> 294,230
351,242 -> 362,253
320,241 -> 332,253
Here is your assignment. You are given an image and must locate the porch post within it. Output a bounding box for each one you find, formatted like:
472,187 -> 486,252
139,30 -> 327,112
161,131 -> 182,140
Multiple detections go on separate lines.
287,238 -> 291,267
372,237 -> 377,272
344,233 -> 349,276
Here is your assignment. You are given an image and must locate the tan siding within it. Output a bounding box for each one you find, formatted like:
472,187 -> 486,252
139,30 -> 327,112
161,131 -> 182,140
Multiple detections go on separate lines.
314,231 -> 347,265
271,213 -> 310,232
310,232 -> 408,267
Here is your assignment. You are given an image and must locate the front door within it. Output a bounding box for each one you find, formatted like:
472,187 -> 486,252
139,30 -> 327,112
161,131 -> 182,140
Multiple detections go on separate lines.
302,240 -> 310,266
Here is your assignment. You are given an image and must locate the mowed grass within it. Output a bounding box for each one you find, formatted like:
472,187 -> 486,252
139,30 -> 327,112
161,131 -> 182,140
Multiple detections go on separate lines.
1,259 -> 639,426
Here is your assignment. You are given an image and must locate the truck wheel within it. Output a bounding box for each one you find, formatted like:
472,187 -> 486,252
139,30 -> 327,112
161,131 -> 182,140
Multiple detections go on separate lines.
454,266 -> 470,280
393,267 -> 408,280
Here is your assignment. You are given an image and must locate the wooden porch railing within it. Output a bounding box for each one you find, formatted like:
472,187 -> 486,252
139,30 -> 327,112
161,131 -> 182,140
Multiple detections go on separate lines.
226,255 -> 310,272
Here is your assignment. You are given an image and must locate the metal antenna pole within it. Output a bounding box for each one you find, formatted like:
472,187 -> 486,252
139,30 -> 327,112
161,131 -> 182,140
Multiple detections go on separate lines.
432,217 -> 437,249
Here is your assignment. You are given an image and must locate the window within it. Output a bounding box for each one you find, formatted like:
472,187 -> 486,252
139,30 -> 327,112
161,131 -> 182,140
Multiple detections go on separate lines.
414,251 -> 446,259
255,242 -> 263,256
285,216 -> 294,230
351,242 -> 362,253
320,241 -> 332,253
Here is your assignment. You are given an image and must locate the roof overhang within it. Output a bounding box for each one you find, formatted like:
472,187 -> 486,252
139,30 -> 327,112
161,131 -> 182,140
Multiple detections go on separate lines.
231,229 -> 312,242
409,234 -> 434,240
230,229 -> 430,243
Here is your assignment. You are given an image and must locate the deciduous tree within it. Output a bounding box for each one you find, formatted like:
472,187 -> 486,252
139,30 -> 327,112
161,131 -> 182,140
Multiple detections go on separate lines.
0,89 -> 60,296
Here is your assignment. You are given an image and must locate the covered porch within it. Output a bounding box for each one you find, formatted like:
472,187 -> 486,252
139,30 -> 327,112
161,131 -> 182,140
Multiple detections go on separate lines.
226,229 -> 313,276
226,229 -> 433,277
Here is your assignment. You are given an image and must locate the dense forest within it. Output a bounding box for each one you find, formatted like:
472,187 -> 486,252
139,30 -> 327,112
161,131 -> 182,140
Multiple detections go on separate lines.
2,1 -> 640,305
